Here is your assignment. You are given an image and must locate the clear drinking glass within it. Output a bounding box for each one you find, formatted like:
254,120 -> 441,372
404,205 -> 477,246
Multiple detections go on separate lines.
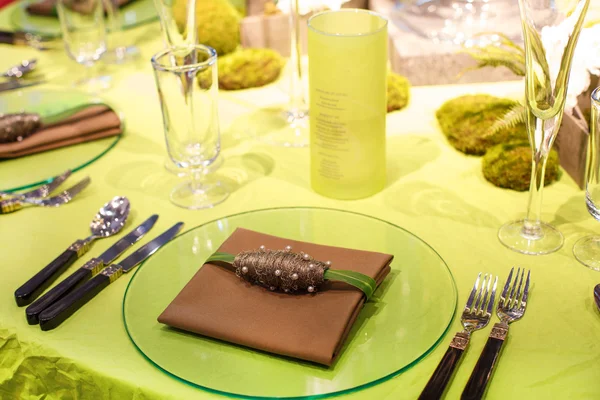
241,0 -> 309,147
56,0 -> 110,92
151,45 -> 228,209
574,87 -> 600,270
498,0 -> 590,255
102,0 -> 140,64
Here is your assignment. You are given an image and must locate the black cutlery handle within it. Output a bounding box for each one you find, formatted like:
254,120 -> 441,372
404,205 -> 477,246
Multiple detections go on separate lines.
15,239 -> 92,306
15,249 -> 78,306
461,323 -> 509,400
25,263 -> 98,325
0,198 -> 23,214
38,272 -> 113,331
419,332 -> 470,400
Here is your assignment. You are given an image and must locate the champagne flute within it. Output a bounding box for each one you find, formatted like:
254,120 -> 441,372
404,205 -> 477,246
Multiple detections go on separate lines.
498,0 -> 590,255
56,0 -> 110,92
102,0 -> 140,64
574,87 -> 600,270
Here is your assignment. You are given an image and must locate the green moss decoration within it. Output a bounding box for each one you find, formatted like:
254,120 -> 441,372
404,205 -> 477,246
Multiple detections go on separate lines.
174,0 -> 241,56
436,94 -> 528,155
387,73 -> 411,113
216,48 -> 284,90
482,141 -> 561,191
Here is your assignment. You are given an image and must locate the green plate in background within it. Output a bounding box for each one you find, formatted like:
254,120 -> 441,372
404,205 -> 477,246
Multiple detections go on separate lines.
123,207 -> 458,399
10,0 -> 157,37
0,88 -> 121,191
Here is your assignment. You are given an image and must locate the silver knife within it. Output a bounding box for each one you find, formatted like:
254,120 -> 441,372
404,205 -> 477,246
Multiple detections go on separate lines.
38,222 -> 184,330
0,79 -> 44,93
25,214 -> 159,324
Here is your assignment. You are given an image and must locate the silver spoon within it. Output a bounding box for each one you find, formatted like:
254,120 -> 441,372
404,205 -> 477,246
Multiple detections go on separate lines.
2,58 -> 37,79
14,196 -> 131,306
594,284 -> 600,313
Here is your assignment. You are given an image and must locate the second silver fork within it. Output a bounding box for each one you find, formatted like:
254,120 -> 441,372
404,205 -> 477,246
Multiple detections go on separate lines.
419,273 -> 498,400
461,267 -> 531,400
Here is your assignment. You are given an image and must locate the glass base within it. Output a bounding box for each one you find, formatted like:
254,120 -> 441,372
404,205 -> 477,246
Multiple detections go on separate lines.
102,46 -> 141,65
573,236 -> 600,271
170,178 -> 229,210
498,219 -> 564,255
164,156 -> 224,177
242,106 -> 309,148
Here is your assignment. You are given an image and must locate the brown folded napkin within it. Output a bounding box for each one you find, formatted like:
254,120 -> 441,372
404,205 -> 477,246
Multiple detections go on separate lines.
158,228 -> 393,366
0,105 -> 121,159
26,0 -> 134,17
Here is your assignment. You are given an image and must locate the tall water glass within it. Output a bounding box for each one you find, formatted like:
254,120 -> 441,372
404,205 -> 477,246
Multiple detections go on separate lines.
574,88 -> 600,270
498,0 -> 590,255
56,0 -> 109,92
151,45 -> 228,209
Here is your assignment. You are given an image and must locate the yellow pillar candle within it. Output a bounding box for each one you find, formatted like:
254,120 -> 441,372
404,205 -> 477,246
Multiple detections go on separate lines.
308,9 -> 387,200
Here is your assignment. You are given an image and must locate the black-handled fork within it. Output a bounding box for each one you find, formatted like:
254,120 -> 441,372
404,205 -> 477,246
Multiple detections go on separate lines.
419,273 -> 498,400
461,268 -> 531,400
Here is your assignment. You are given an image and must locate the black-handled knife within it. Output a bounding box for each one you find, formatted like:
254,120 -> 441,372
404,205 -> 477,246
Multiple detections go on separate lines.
25,214 -> 159,324
38,222 -> 184,331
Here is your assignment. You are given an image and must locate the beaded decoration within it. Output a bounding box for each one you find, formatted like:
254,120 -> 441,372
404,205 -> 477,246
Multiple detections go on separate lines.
233,246 -> 330,294
207,245 -> 377,299
0,113 -> 41,143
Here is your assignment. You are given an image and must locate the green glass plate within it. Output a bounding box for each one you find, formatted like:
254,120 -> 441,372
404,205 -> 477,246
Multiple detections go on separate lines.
0,87 -> 121,191
10,0 -> 157,37
123,207 -> 457,399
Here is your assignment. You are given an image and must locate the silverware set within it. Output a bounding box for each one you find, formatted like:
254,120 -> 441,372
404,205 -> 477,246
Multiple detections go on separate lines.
420,267 -> 531,400
14,195 -> 183,330
0,57 -> 44,93
0,31 -> 56,51
0,170 -> 90,214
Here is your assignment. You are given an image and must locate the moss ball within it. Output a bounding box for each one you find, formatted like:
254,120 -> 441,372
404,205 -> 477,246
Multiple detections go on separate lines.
213,48 -> 284,90
173,0 -> 241,56
482,141 -> 561,191
387,73 -> 410,113
436,94 -> 527,155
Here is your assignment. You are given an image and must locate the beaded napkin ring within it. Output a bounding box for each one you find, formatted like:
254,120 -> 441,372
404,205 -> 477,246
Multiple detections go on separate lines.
206,245 -> 377,300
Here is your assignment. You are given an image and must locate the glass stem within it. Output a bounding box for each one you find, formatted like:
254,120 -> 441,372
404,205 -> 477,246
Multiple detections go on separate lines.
190,168 -> 204,193
523,116 -> 552,239
288,0 -> 305,114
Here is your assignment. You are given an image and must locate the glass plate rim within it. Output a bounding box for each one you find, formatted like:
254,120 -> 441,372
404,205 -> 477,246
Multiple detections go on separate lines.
10,0 -> 159,38
2,135 -> 121,192
0,86 -> 125,192
122,206 -> 458,399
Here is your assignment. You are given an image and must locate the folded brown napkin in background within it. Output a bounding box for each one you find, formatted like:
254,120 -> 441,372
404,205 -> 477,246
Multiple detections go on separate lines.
0,105 -> 121,158
26,0 -> 134,16
158,228 -> 393,366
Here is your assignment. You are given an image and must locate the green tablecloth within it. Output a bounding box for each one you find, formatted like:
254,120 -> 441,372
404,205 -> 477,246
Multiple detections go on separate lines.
2,4 -> 600,399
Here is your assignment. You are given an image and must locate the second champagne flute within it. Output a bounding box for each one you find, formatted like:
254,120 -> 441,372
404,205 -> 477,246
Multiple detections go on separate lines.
574,87 -> 600,270
498,0 -> 590,255
56,0 -> 110,92
151,45 -> 229,210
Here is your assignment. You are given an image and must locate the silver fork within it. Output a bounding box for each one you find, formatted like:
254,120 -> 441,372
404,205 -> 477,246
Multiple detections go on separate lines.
419,273 -> 498,400
0,170 -> 72,200
0,177 -> 91,214
461,267 -> 531,400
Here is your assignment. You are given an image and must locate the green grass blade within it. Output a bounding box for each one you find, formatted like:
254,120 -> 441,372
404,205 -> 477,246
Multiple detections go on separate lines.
324,269 -> 377,300
206,252 -> 236,264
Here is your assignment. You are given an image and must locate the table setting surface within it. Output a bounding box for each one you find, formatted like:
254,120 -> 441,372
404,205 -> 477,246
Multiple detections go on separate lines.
2,4 -> 600,399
